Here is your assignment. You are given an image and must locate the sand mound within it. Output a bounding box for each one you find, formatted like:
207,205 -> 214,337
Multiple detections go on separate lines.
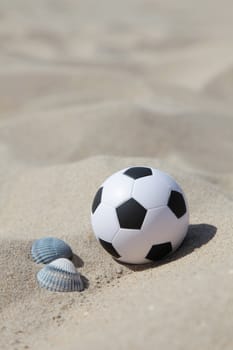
0,156 -> 232,349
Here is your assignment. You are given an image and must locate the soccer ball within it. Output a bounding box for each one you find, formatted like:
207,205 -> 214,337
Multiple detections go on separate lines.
91,167 -> 189,264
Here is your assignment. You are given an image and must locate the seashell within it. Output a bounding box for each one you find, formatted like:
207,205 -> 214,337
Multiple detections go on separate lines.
37,258 -> 84,292
31,237 -> 73,264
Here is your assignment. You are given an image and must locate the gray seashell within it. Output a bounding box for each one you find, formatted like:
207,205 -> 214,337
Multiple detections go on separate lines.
37,258 -> 84,292
31,237 -> 73,264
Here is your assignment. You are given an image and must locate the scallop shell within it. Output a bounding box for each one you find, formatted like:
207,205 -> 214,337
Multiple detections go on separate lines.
31,237 -> 73,264
37,258 -> 84,292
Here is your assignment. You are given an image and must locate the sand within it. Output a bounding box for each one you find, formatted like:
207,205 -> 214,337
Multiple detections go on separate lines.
0,1 -> 233,349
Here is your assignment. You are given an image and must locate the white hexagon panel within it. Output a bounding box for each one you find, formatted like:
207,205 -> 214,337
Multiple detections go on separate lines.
101,170 -> 134,207
91,202 -> 119,242
142,206 -> 189,252
132,172 -> 171,209
112,229 -> 150,264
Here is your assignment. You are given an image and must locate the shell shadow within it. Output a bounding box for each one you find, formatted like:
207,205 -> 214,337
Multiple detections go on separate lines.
71,253 -> 84,268
81,275 -> 90,290
119,223 -> 217,272
71,254 -> 89,290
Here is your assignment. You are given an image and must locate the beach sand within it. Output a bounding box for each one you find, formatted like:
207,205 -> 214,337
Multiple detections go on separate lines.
0,1 -> 233,349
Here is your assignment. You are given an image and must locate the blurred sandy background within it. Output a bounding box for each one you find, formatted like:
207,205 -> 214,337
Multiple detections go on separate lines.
0,1 -> 233,349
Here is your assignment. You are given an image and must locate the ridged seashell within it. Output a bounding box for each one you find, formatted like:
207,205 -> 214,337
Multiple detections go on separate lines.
31,237 -> 73,264
37,258 -> 84,292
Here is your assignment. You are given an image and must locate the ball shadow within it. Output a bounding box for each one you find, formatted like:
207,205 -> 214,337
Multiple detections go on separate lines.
118,223 -> 217,272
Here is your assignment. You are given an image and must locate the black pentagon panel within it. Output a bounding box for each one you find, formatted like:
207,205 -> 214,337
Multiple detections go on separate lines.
124,167 -> 152,180
146,242 -> 172,261
116,198 -> 147,229
98,238 -> 121,258
92,187 -> 103,214
167,190 -> 186,218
